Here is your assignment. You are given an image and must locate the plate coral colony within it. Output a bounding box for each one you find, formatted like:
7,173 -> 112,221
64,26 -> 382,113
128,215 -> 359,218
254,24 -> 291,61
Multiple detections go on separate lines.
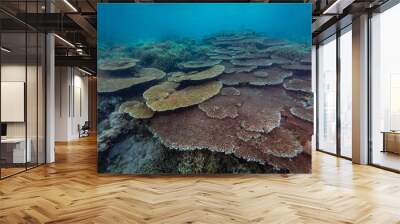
97,3 -> 313,174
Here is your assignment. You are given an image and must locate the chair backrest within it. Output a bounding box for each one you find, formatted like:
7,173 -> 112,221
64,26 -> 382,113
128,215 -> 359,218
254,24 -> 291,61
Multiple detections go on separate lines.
82,121 -> 90,129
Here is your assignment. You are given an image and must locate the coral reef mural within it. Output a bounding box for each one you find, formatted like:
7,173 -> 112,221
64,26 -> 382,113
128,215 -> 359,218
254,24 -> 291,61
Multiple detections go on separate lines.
97,3 -> 312,174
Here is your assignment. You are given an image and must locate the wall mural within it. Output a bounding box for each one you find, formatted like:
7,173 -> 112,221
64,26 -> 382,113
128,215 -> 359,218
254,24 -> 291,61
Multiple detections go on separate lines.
97,3 -> 312,174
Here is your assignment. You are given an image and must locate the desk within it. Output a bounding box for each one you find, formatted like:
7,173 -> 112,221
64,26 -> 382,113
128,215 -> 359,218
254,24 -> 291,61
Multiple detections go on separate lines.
1,138 -> 31,163
382,131 -> 400,154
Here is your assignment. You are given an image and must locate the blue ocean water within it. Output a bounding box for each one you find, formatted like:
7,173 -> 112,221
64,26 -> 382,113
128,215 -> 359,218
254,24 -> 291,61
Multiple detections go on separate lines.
98,3 -> 311,46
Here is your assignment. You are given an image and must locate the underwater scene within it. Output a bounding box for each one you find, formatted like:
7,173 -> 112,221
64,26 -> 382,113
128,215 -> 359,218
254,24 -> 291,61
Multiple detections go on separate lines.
97,3 -> 313,174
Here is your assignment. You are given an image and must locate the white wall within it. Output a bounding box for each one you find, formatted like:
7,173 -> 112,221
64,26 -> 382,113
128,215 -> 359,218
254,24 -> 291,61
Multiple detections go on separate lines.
55,66 -> 70,141
0,64 -> 41,138
1,64 -> 26,138
72,73 -> 89,138
1,64 -> 26,81
54,67 -> 89,141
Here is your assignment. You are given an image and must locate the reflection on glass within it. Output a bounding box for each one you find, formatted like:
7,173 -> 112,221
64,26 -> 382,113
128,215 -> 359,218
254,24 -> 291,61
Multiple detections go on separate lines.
0,1 -> 47,179
27,31 -> 38,169
1,32 -> 27,177
340,28 -> 352,158
371,4 -> 400,171
38,33 -> 46,165
318,36 -> 337,154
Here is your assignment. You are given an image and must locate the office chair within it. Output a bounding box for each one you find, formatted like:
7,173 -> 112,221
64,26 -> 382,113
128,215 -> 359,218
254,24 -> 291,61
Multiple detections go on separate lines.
79,121 -> 90,138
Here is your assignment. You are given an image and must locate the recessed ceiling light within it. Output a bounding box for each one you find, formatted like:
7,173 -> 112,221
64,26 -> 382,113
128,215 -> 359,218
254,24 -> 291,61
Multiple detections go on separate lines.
54,34 -> 75,48
63,0 -> 78,12
1,47 -> 11,53
78,67 -> 93,76
322,0 -> 355,15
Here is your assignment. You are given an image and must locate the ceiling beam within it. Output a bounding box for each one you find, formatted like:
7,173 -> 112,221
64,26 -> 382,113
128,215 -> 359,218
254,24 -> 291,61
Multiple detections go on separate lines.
55,55 -> 96,71
67,13 -> 97,45
322,0 -> 356,14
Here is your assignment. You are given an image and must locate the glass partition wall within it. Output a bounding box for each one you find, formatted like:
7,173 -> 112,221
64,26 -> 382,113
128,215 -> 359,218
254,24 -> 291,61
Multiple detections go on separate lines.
0,4 -> 46,179
1,31 -> 27,177
316,26 -> 353,159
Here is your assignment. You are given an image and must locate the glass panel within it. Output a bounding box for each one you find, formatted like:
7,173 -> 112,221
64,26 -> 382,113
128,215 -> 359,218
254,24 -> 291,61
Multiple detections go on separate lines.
27,31 -> 38,169
311,45 -> 317,151
1,31 -> 27,177
38,33 -> 45,165
371,4 -> 400,171
0,1 -> 46,178
26,0 -> 39,169
339,27 -> 352,158
317,35 -> 337,154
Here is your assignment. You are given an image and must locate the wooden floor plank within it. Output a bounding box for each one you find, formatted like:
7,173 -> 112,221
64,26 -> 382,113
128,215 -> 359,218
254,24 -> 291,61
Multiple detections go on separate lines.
0,135 -> 400,224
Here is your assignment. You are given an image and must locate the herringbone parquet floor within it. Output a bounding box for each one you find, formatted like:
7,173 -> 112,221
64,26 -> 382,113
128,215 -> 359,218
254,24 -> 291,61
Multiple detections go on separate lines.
1,135 -> 400,224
